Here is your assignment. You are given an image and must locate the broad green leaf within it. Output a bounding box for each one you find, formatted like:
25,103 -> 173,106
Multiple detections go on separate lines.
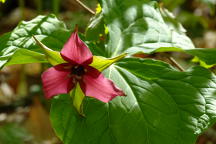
99,0 -> 216,65
84,35 -> 108,57
0,123 -> 30,144
85,13 -> 108,57
100,0 -> 195,56
85,13 -> 104,42
51,58 -> 216,144
0,14 -> 71,68
159,7 -> 186,34
5,49 -> 47,66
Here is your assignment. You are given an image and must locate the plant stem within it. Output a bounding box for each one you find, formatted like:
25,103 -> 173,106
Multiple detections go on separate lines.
75,0 -> 95,15
52,0 -> 60,15
35,0 -> 42,14
18,0 -> 25,20
167,57 -> 185,71
210,67 -> 216,75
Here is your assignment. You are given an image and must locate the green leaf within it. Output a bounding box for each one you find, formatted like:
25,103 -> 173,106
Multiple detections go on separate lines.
85,13 -> 108,57
51,58 -> 216,144
100,0 -> 194,56
5,49 -> 48,66
0,14 -> 70,68
0,123 -> 30,144
99,0 -> 216,65
85,13 -> 105,42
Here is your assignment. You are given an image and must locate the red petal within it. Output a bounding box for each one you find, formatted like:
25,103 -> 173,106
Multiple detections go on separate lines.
80,66 -> 125,102
41,64 -> 74,99
60,30 -> 93,65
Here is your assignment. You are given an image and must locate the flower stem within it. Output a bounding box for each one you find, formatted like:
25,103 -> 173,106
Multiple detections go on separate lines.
75,0 -> 95,15
35,0 -> 42,14
167,56 -> 185,71
52,0 -> 60,15
18,0 -> 25,20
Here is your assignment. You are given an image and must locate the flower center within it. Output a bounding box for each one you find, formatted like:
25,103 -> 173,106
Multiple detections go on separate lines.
71,65 -> 86,76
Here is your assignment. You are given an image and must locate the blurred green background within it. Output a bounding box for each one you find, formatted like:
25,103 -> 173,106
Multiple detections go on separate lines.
0,0 -> 216,144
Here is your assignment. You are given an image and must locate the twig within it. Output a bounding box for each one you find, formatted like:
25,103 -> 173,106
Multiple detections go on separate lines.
210,67 -> 216,75
75,0 -> 95,15
167,57 -> 185,71
18,0 -> 25,20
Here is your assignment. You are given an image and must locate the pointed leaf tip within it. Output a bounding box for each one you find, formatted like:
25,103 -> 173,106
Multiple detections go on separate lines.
32,36 -> 65,65
90,53 -> 127,71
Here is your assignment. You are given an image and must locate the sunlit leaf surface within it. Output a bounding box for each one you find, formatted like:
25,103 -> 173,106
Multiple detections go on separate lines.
51,58 -> 216,144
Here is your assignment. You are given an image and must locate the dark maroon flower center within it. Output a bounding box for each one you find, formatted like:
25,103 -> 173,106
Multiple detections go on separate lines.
71,65 -> 86,76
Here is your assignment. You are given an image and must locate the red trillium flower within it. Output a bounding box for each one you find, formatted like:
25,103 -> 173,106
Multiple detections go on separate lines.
41,29 -> 125,102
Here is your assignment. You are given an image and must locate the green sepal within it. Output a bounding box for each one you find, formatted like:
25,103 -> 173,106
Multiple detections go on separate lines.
32,36 -> 66,66
70,83 -> 85,116
90,53 -> 127,71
